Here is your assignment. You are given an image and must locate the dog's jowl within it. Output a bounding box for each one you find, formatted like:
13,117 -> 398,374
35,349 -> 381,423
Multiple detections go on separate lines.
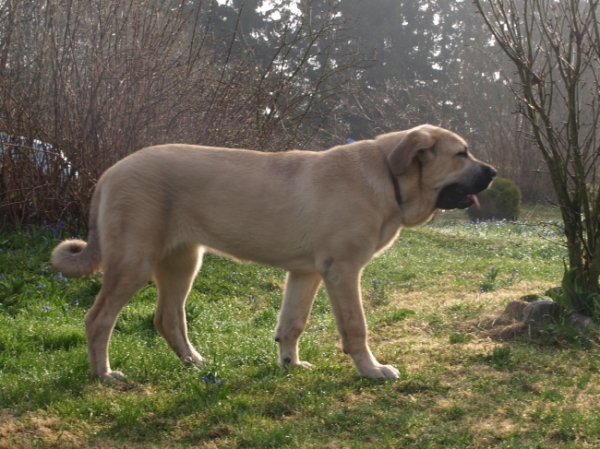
52,124 -> 496,380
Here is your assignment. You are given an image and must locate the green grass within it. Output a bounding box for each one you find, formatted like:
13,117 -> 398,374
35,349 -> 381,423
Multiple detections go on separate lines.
2,208 -> 600,448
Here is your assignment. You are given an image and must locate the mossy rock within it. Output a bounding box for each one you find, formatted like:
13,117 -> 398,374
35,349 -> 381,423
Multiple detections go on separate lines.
520,293 -> 543,303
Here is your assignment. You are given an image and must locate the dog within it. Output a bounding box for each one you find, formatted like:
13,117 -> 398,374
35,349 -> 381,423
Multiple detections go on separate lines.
52,124 -> 496,380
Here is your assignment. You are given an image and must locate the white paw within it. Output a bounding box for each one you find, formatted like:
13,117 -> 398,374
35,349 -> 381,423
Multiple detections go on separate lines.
281,358 -> 315,370
182,353 -> 204,365
100,370 -> 127,381
293,361 -> 315,370
359,364 -> 400,379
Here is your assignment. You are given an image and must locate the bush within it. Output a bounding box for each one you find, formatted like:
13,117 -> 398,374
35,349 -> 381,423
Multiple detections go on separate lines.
547,260 -> 600,320
467,177 -> 521,221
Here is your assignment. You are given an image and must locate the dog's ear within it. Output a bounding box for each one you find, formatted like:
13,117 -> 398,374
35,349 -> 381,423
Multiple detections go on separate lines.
388,128 -> 436,176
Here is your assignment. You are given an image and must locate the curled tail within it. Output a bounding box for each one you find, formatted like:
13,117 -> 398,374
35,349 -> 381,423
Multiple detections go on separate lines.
51,190 -> 102,278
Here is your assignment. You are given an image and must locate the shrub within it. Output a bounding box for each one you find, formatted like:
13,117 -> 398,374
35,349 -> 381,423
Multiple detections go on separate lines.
467,177 -> 521,221
547,260 -> 600,319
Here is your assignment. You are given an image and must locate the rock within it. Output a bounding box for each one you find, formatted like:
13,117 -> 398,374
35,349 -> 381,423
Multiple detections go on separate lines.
523,299 -> 564,323
501,300 -> 528,320
567,313 -> 595,330
519,294 -> 542,303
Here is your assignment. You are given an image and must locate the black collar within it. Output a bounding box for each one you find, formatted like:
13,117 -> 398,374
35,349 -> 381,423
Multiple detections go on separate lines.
386,160 -> 403,207
376,145 -> 403,208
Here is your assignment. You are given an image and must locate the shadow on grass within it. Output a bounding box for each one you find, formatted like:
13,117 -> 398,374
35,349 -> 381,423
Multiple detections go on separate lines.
75,363 -> 430,447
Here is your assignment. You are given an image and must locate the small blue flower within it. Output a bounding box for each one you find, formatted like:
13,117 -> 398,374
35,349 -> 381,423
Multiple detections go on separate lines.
42,305 -> 50,311
37,283 -> 46,289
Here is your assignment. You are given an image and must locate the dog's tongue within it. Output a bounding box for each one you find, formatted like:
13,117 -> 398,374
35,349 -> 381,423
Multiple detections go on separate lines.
468,194 -> 481,209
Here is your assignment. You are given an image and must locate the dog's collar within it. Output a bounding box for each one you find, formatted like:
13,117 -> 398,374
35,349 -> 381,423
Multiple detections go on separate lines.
388,165 -> 402,207
380,151 -> 402,207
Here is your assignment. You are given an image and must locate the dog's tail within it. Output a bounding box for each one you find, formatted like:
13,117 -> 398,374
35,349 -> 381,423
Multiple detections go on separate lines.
51,189 -> 102,278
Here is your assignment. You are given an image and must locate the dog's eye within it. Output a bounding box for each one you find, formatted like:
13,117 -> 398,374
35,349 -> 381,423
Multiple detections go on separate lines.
456,151 -> 469,158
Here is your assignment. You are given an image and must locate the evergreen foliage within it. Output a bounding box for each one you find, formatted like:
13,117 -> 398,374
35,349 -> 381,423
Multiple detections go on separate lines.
467,177 -> 521,221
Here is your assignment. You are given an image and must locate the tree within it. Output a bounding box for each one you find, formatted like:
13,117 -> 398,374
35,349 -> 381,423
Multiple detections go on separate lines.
0,0 -> 366,228
474,0 -> 600,292
325,0 -> 442,139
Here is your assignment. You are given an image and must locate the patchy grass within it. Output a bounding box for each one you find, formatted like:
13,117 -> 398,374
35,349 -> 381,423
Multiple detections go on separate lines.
432,202 -> 561,223
3,208 -> 600,448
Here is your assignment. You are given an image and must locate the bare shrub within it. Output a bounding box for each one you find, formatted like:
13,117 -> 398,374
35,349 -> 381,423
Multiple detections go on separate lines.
0,0 -> 365,229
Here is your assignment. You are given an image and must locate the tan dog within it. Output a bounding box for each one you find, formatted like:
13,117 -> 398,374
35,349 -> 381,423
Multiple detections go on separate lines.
52,125 -> 496,380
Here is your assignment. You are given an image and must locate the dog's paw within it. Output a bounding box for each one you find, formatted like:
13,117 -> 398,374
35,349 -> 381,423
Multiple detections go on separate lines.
181,353 -> 204,365
99,370 -> 127,381
293,361 -> 315,370
359,364 -> 400,379
281,359 -> 315,370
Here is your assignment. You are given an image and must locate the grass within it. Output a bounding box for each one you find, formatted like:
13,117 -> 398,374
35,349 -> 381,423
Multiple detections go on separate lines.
2,205 -> 599,448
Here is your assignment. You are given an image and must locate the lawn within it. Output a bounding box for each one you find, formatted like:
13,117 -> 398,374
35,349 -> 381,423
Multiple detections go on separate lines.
1,205 -> 599,448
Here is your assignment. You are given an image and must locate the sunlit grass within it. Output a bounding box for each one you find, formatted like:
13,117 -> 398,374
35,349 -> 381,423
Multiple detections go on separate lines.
3,209 -> 600,448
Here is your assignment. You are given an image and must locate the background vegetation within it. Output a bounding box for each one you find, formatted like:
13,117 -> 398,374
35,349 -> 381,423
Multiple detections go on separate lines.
475,0 -> 600,297
467,177 -> 522,222
2,0 -> 600,445
1,0 -> 555,229
5,209 -> 600,448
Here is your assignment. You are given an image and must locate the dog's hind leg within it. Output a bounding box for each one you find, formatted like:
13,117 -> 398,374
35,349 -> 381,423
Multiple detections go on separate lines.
85,260 -> 153,380
153,245 -> 204,366
275,271 -> 322,369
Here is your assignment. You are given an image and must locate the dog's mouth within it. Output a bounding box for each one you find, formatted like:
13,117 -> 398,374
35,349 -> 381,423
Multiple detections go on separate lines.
435,164 -> 496,210
436,183 -> 482,210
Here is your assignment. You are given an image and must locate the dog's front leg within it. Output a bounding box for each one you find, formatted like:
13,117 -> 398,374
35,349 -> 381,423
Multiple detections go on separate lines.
324,267 -> 399,379
275,271 -> 322,369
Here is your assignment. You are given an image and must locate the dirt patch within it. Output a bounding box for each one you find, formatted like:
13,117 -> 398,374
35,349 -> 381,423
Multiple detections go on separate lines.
0,409 -> 89,449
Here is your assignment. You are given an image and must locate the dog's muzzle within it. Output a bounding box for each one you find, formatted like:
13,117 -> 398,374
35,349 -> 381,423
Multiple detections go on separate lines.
435,165 -> 497,210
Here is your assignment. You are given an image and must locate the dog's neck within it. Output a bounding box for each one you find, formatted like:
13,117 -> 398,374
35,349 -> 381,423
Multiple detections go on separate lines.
377,148 -> 403,207
388,165 -> 403,207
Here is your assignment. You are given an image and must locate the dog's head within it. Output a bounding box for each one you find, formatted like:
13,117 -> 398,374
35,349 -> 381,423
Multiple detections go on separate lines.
382,125 -> 496,211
